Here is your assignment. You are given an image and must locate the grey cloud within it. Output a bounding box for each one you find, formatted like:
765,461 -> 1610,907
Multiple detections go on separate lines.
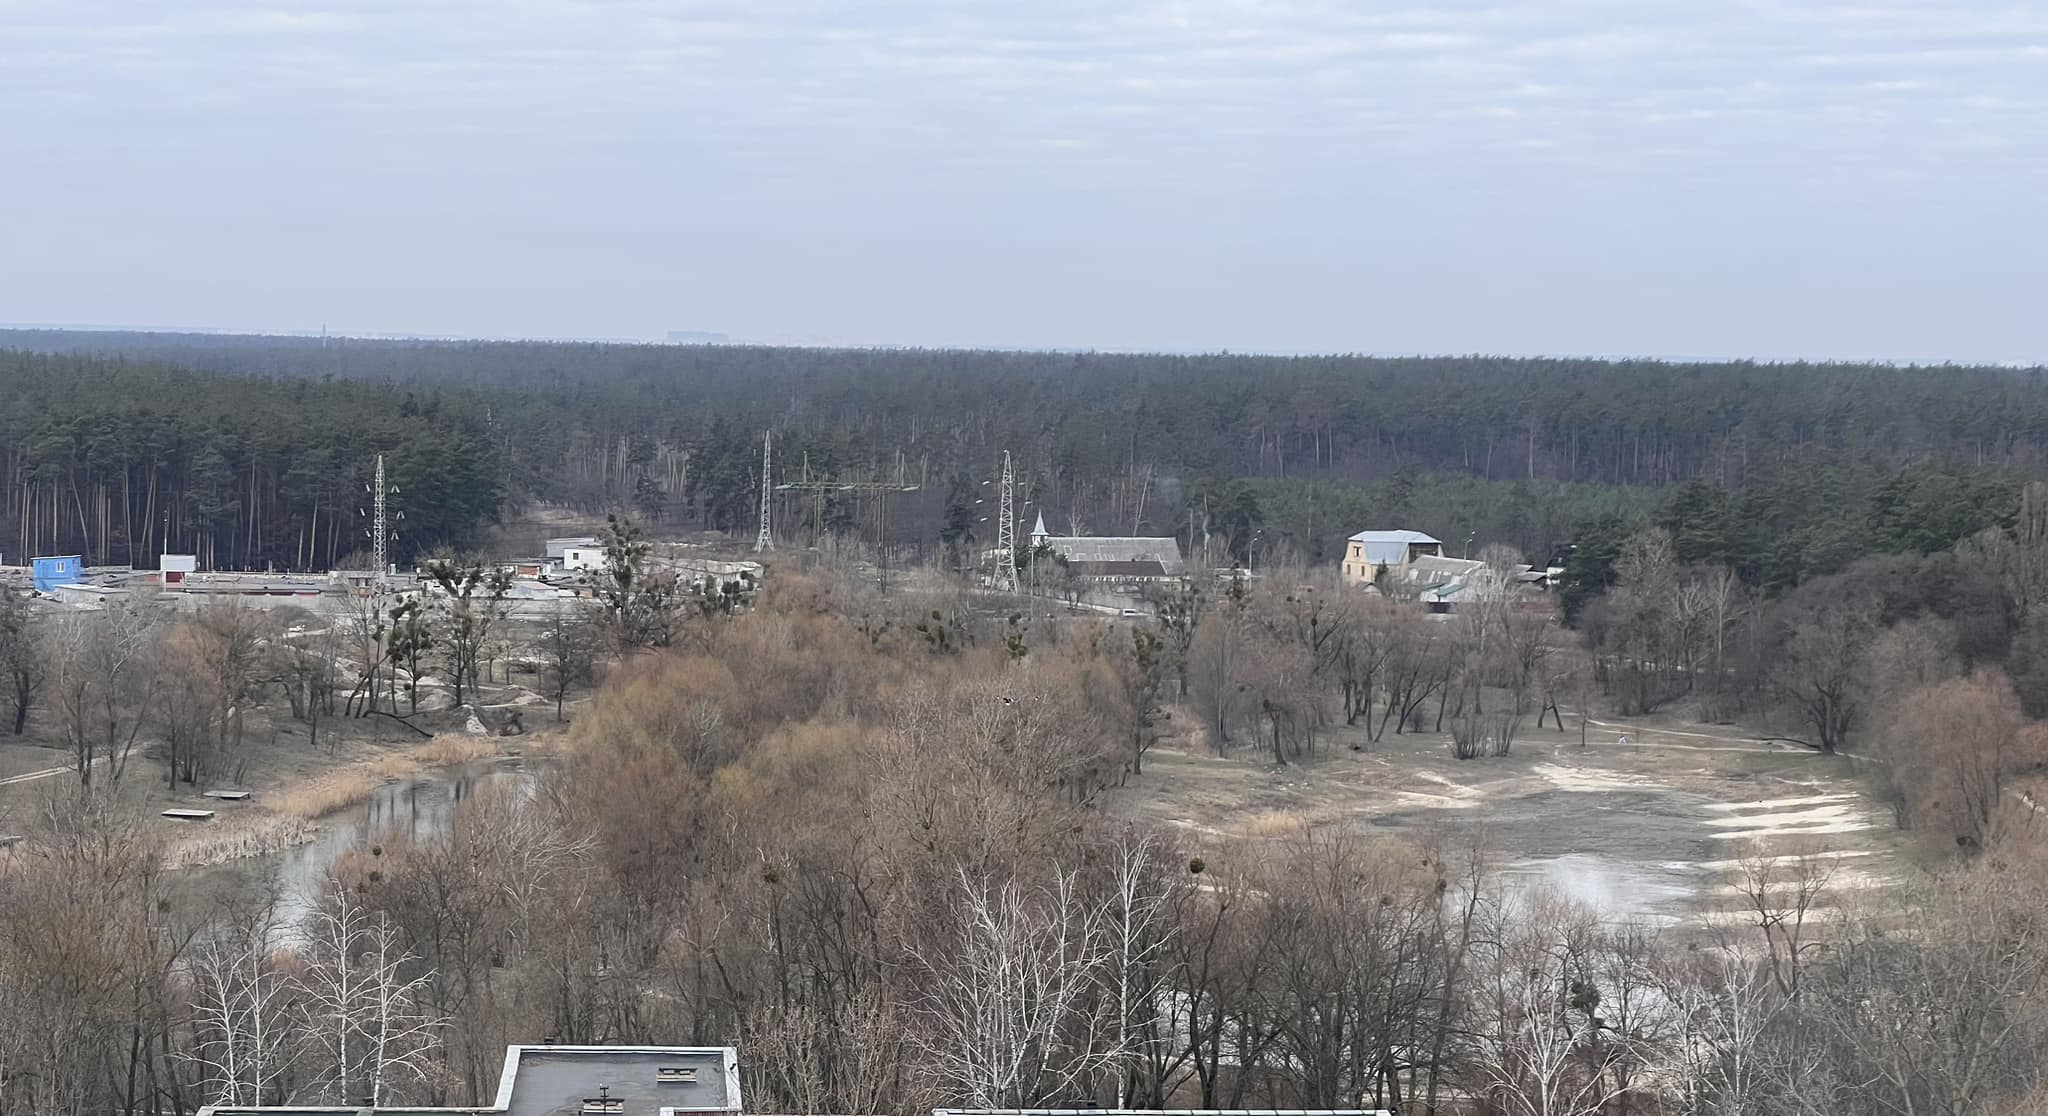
0,0 -> 2041,359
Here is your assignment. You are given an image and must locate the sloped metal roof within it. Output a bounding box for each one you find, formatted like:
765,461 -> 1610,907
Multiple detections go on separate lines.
1406,554 -> 1484,581
1346,529 -> 1441,565
1043,536 -> 1186,575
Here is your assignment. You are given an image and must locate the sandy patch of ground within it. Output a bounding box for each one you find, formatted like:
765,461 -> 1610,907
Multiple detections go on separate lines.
1700,793 -> 1882,841
1701,793 -> 1858,812
1391,770 -> 1489,809
1695,849 -> 1875,871
1532,762 -> 1656,792
1116,710 -> 1909,926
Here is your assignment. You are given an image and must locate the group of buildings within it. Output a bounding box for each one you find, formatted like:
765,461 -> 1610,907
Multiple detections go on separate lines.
0,535 -> 761,617
1338,530 -> 1555,610
9,525 -> 1545,619
978,518 -> 1552,613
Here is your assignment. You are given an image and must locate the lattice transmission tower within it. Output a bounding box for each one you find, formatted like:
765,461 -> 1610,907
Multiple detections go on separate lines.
365,453 -> 401,586
992,450 -> 1019,593
755,430 -> 774,552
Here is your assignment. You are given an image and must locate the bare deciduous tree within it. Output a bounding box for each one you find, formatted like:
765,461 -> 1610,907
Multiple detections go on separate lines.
1188,604 -> 1248,749
424,557 -> 512,708
296,880 -> 445,1106
1879,670 -> 2047,851
1653,949 -> 1781,1116
47,599 -> 166,788
1773,593 -> 1878,755
912,867 -> 1121,1109
539,599 -> 602,721
1474,896 -> 1639,1116
1727,846 -> 1835,998
1104,830 -> 1178,1107
181,904 -> 294,1106
158,601 -> 269,786
0,587 -> 43,735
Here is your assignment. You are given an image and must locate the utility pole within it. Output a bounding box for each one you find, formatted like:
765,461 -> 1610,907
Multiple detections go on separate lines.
755,430 -> 774,552
993,450 -> 1019,593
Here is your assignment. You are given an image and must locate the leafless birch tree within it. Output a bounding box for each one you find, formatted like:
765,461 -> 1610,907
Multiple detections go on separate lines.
913,867 -> 1120,1108
181,906 -> 294,1106
296,881 -> 444,1105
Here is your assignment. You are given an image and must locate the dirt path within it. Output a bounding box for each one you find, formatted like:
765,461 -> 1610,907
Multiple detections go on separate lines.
0,755 -> 103,786
1575,715 -> 1802,754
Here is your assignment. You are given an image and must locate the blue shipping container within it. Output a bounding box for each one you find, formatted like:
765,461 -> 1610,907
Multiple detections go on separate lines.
32,555 -> 83,593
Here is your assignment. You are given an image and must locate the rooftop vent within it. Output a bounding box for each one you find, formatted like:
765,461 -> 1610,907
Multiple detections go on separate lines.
656,1068 -> 698,1084
582,1086 -> 624,1115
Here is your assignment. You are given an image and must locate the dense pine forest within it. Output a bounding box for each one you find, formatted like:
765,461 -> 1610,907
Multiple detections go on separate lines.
0,348 -> 501,570
3,330 -> 2043,583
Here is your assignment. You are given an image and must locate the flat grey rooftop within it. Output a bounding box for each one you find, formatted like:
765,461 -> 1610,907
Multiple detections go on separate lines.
936,1111 -> 1394,1116
504,1048 -> 734,1116
192,1046 -> 740,1116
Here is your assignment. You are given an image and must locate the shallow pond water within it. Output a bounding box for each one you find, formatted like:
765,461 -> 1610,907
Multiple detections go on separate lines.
1500,853 -> 1701,921
1372,785 -> 1722,921
272,758 -> 532,922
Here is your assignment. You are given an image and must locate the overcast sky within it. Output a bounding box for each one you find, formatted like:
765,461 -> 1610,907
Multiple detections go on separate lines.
3,1 -> 2043,361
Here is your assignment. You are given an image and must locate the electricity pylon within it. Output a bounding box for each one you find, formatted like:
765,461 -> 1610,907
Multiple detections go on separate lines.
755,431 -> 774,552
363,453 -> 401,586
992,450 -> 1019,593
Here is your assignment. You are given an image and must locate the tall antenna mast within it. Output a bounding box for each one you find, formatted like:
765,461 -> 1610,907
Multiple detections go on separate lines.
755,430 -> 774,552
372,453 -> 389,584
993,450 -> 1018,593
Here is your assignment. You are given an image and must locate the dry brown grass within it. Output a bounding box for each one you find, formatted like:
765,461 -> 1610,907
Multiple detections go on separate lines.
267,754 -> 416,819
515,731 -> 574,761
162,814 -> 314,870
1241,809 -> 1317,839
269,733 -> 500,816
419,732 -> 498,766
160,731 -> 510,869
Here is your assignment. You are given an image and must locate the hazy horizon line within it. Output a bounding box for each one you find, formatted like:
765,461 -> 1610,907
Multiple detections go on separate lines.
3,321 -> 2040,371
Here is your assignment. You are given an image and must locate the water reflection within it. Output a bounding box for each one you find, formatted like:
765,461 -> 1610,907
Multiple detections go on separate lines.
274,760 -> 531,923
1501,853 -> 1699,921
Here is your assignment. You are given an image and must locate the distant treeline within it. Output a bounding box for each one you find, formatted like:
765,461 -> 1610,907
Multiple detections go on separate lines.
3,331 -> 2044,580
0,349 -> 500,569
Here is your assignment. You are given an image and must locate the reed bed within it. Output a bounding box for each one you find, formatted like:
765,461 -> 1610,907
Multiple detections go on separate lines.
161,732 -> 509,870
265,754 -> 416,819
418,733 -> 499,766
163,814 -> 314,869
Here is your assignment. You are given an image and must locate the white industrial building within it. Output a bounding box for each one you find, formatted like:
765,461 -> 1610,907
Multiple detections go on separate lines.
1027,513 -> 1187,582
